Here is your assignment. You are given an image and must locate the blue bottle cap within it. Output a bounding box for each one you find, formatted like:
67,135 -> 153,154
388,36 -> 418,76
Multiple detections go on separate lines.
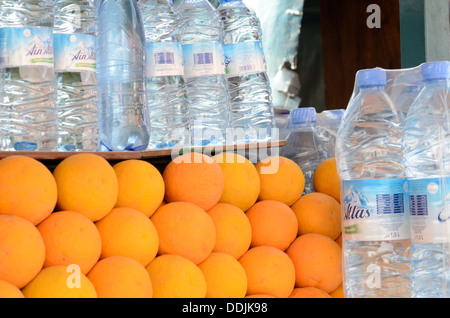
356,68 -> 387,88
289,107 -> 316,125
421,61 -> 450,81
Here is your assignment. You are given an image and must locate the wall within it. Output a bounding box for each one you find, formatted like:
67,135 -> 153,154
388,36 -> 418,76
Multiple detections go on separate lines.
319,0 -> 402,110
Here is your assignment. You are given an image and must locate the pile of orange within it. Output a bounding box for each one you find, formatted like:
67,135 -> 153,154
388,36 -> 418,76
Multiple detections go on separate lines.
0,151 -> 343,298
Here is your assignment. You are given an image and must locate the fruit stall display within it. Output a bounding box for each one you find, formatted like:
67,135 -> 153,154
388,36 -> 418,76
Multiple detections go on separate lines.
0,149 -> 343,298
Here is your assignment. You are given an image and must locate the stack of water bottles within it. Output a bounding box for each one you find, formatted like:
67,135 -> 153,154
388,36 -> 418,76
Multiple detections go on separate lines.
0,0 -> 275,152
0,0 -> 58,151
336,60 -> 450,298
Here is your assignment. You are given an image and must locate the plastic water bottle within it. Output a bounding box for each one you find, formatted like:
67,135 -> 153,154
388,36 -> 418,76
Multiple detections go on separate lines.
54,0 -> 100,151
402,61 -> 450,298
177,0 -> 230,146
96,0 -> 150,151
139,0 -> 190,150
217,0 -> 275,143
335,68 -> 411,298
0,0 -> 57,151
280,108 -> 328,194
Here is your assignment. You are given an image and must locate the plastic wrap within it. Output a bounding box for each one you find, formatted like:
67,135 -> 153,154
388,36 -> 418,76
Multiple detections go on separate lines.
278,107 -> 344,194
337,61 -> 450,298
315,109 -> 345,158
344,66 -> 424,118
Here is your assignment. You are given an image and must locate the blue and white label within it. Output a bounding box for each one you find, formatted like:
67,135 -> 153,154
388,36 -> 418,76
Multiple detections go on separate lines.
182,41 -> 225,78
341,178 -> 409,241
407,177 -> 450,243
0,27 -> 54,67
146,42 -> 184,77
224,41 -> 267,77
53,33 -> 96,72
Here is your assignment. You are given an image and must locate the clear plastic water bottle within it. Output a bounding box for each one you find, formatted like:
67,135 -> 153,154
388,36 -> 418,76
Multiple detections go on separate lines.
139,0 -> 190,150
0,0 -> 57,151
54,0 -> 100,151
280,108 -> 328,194
177,0 -> 230,146
402,61 -> 450,298
217,0 -> 275,143
96,0 -> 150,151
335,68 -> 411,298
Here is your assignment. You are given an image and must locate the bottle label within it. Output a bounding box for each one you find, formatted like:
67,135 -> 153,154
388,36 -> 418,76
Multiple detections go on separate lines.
223,41 -> 267,77
53,33 -> 96,72
146,42 -> 184,77
0,27 -> 54,67
341,178 -> 410,241
407,177 -> 450,243
182,41 -> 225,78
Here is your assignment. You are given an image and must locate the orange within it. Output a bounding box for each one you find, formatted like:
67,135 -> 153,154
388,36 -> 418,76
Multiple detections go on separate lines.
0,155 -> 57,225
239,246 -> 295,298
113,159 -> 165,218
207,203 -> 252,259
255,156 -> 305,206
313,157 -> 340,202
246,200 -> 298,251
163,152 -> 224,211
286,233 -> 342,293
22,265 -> 97,298
330,283 -> 344,298
289,287 -> 332,298
146,254 -> 206,298
291,192 -> 341,240
87,256 -> 153,298
0,280 -> 24,298
95,207 -> 159,267
52,153 -> 118,222
198,252 -> 247,298
0,215 -> 45,288
151,201 -> 216,265
37,210 -> 102,274
212,152 -> 260,211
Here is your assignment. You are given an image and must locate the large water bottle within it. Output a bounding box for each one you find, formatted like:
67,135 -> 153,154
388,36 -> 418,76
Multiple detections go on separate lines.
139,0 -> 190,150
177,0 -> 230,146
402,61 -> 450,298
0,0 -> 57,151
335,68 -> 411,298
54,0 -> 100,151
96,0 -> 150,151
217,0 -> 275,143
